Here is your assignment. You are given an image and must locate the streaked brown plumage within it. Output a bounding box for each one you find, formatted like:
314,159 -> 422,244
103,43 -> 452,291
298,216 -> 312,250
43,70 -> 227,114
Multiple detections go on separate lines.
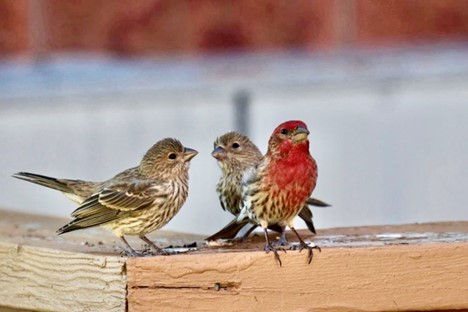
13,138 -> 198,256
206,131 -> 329,242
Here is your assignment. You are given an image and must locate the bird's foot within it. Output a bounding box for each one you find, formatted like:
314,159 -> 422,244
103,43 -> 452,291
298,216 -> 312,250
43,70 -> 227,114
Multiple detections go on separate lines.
264,243 -> 287,267
148,246 -> 171,256
139,235 -> 170,256
297,241 -> 321,264
121,249 -> 143,257
143,241 -> 171,256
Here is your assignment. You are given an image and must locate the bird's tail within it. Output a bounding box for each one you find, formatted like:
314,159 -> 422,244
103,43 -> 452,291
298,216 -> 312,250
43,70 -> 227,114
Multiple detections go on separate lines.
205,218 -> 288,241
56,222 -> 84,235
205,218 -> 250,241
12,172 -> 74,194
298,205 -> 317,235
306,197 -> 331,207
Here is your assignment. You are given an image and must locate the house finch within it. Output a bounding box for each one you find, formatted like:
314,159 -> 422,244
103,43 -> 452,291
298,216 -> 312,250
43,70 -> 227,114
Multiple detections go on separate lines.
13,138 -> 198,256
206,131 -> 329,242
237,120 -> 320,265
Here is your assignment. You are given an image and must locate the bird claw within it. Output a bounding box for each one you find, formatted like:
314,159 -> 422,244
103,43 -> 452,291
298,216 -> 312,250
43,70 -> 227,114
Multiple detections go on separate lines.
298,242 -> 321,264
264,244 -> 286,267
149,247 -> 171,256
122,249 -> 143,257
121,248 -> 168,257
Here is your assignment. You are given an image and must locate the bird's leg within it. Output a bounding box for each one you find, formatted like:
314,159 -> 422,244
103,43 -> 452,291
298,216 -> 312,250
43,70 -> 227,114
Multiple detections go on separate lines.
263,227 -> 285,266
120,236 -> 141,257
290,226 -> 321,264
274,226 -> 288,246
140,235 -> 169,255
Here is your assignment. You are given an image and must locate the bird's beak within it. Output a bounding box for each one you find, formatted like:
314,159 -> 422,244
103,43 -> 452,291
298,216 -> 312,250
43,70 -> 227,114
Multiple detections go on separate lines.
183,147 -> 198,161
211,146 -> 227,160
293,126 -> 310,143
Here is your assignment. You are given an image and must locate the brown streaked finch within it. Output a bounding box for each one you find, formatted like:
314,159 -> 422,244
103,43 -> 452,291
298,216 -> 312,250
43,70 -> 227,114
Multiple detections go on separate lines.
237,120 -> 320,266
206,131 -> 329,243
13,138 -> 198,256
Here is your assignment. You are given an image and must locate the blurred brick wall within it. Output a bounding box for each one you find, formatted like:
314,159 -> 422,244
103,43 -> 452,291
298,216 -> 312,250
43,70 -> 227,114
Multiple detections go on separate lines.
1,0 -> 468,57
356,0 -> 468,45
0,0 -> 28,55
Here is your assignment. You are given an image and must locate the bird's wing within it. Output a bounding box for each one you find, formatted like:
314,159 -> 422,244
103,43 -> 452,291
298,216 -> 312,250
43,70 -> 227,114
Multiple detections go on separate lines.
57,180 -> 171,234
219,196 -> 227,212
237,162 -> 268,222
215,180 -> 227,212
71,180 -> 170,218
297,205 -> 316,235
98,181 -> 167,210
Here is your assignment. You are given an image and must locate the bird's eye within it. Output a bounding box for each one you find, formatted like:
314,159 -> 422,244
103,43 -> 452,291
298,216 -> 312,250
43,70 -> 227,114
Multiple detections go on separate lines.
280,128 -> 288,135
232,142 -> 240,149
168,153 -> 177,160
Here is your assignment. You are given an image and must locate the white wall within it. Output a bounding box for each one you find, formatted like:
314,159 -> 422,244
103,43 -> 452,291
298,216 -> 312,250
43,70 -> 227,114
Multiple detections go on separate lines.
1,46 -> 467,234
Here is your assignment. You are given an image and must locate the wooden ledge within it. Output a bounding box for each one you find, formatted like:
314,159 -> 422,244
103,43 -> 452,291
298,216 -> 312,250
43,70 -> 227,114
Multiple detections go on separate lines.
128,244 -> 468,312
1,210 -> 467,312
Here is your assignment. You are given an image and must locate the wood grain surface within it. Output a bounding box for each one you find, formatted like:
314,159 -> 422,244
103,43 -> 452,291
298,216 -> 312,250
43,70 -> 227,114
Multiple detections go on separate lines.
127,243 -> 468,312
1,210 -> 467,312
0,241 -> 126,312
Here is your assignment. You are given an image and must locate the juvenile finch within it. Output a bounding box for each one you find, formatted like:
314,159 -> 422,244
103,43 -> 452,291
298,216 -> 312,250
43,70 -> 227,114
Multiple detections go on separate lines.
13,138 -> 198,256
206,131 -> 329,242
238,120 -> 320,265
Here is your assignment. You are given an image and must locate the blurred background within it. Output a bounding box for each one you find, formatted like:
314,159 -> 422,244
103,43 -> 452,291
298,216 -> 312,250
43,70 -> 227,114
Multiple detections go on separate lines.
1,0 -> 467,235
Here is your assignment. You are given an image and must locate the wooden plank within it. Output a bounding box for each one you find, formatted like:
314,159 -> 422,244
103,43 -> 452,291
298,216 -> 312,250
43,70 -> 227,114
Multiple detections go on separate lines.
1,210 -> 468,311
127,243 -> 468,312
0,241 -> 127,312
0,209 -> 204,312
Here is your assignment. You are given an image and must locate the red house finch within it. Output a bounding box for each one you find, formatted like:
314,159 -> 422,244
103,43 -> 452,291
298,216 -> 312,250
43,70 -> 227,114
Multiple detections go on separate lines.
238,120 -> 320,265
13,138 -> 198,256
206,131 -> 329,242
